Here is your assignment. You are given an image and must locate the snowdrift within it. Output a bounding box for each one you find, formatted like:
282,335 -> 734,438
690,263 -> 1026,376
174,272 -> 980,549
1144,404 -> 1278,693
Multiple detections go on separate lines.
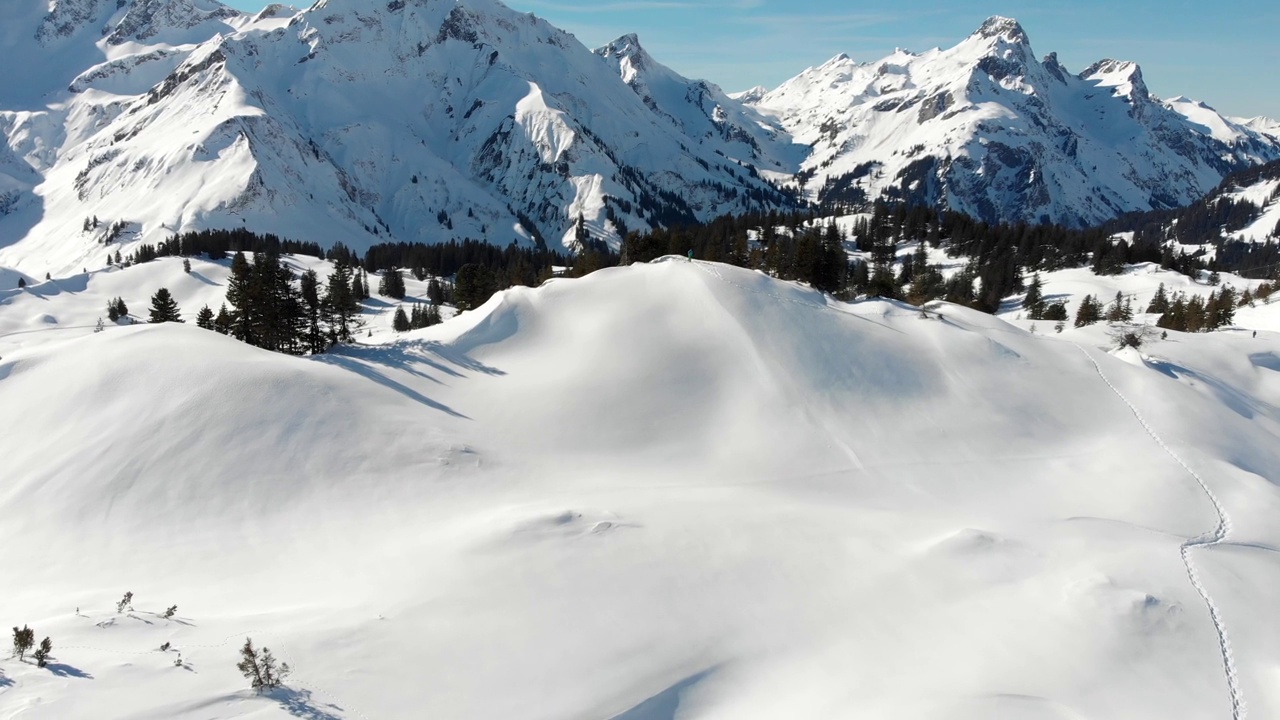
3,259 -> 1280,719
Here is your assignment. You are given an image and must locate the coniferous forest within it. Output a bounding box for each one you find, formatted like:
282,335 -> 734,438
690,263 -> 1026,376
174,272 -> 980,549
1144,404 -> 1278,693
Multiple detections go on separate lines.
97,159 -> 1280,357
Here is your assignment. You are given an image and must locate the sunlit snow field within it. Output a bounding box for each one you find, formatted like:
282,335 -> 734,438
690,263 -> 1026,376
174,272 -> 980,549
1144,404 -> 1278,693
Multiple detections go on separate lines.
3,256 -> 1280,719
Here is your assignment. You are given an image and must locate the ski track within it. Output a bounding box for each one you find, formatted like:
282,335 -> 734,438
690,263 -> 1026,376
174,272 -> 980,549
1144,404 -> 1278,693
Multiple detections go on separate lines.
1075,344 -> 1244,720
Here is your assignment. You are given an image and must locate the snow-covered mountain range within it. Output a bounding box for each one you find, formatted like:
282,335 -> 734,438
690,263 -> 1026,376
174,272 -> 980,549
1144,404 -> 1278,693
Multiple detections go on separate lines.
0,0 -> 793,275
748,17 -> 1279,228
1,2 -> 1277,276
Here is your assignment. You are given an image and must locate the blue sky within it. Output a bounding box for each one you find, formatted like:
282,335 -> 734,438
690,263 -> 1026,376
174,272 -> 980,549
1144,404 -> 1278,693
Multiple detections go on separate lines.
221,0 -> 1280,118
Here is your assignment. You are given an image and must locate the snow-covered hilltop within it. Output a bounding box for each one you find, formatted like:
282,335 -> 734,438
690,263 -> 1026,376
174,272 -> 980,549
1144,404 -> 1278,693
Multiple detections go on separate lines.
2,5 -> 1278,277
5,256 -> 1280,718
748,16 -> 1280,227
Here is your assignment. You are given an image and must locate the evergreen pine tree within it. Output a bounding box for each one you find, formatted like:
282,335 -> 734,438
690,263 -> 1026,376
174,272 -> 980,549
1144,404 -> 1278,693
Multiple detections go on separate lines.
195,305 -> 215,330
237,638 -> 290,692
226,252 -> 254,343
426,277 -> 444,305
1147,283 -> 1170,314
248,251 -> 305,354
1042,302 -> 1068,321
1022,273 -> 1045,319
323,258 -> 361,343
148,288 -> 183,323
454,264 -> 498,311
1186,295 -> 1207,332
1105,291 -> 1127,322
392,306 -> 410,332
1209,287 -> 1236,329
299,269 -> 325,354
1074,294 -> 1102,327
351,272 -> 366,302
379,267 -> 407,299
33,637 -> 52,668
1158,294 -> 1189,332
214,304 -> 232,335
12,625 -> 34,660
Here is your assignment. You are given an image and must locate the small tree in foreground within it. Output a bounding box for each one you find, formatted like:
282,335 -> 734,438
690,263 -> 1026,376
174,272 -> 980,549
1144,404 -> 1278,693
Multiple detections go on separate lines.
12,626 -> 34,660
148,288 -> 183,324
33,637 -> 52,668
1108,323 -> 1160,350
237,637 -> 290,692
117,591 -> 133,613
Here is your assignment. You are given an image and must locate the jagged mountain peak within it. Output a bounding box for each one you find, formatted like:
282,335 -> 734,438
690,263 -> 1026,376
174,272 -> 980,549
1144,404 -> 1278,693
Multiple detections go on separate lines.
823,52 -> 855,67
33,0 -> 242,45
750,15 -> 1278,228
106,0 -> 242,46
729,85 -> 768,103
595,33 -> 653,84
1241,116 -> 1280,141
972,15 -> 1029,44
1041,51 -> 1069,82
601,32 -> 643,51
1081,58 -> 1150,101
953,15 -> 1040,87
33,0 -> 119,43
254,3 -> 295,20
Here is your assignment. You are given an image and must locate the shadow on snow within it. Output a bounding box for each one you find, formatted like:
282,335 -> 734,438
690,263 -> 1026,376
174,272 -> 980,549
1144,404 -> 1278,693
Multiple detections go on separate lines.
606,669 -> 716,720
268,687 -> 347,720
315,339 -> 504,420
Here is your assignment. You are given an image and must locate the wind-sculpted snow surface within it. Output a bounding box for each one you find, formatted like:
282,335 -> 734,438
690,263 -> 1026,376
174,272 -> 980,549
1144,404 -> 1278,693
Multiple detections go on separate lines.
3,259 -> 1280,718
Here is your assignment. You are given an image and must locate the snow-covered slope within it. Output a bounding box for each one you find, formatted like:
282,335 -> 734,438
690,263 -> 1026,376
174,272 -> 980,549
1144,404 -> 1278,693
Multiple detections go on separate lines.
1214,162 -> 1280,243
4,258 -> 1280,718
1238,115 -> 1280,142
594,33 -> 803,177
749,17 -> 1280,227
0,0 -> 792,277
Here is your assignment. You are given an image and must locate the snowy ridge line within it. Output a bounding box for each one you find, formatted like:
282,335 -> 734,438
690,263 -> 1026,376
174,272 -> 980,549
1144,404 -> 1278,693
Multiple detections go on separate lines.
690,259 -> 893,323
1075,344 -> 1245,720
56,626 -> 370,720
